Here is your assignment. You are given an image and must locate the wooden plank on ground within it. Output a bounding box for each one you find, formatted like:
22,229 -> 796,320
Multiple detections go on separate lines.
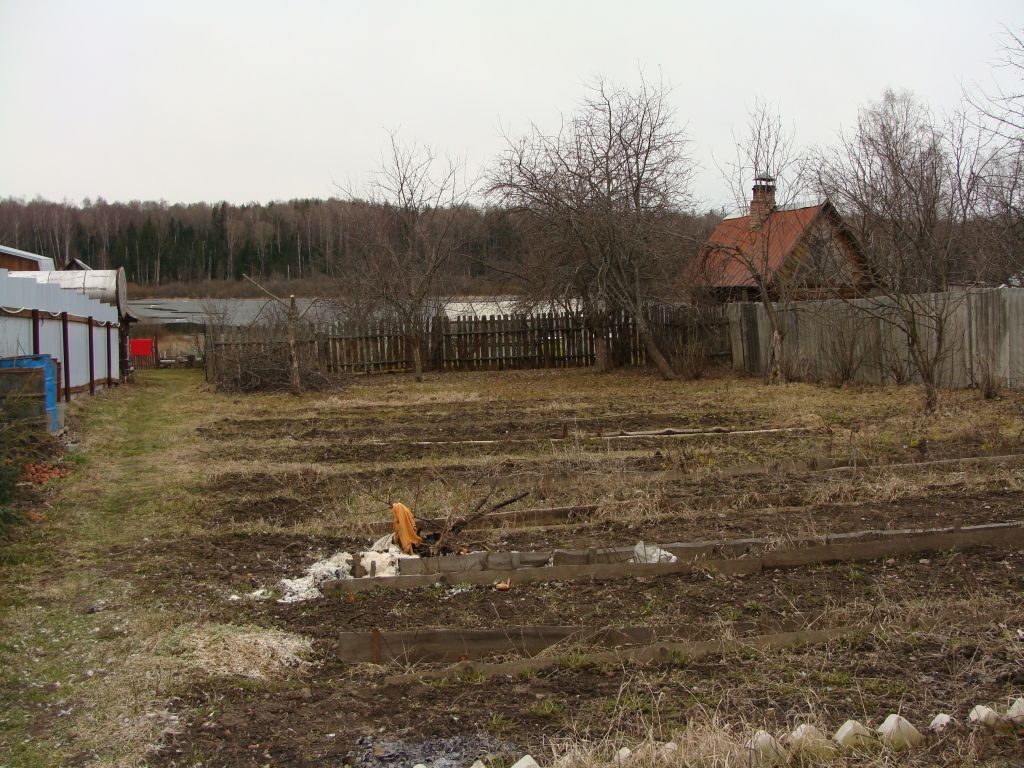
324,556 -> 763,595
338,625 -> 671,663
763,522 -> 1024,567
380,624 -> 862,683
326,522 -> 1023,595
396,522 -> 1022,574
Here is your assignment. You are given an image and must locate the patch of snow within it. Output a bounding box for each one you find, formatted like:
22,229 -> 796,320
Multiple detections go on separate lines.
278,552 -> 353,602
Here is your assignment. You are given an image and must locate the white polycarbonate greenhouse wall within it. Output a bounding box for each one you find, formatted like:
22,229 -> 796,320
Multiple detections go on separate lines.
0,268 -> 122,399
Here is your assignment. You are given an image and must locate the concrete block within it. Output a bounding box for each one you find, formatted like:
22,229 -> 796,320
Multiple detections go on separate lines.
833,720 -> 873,749
744,730 -> 784,764
876,714 -> 923,750
614,747 -> 632,763
1007,697 -> 1024,724
929,713 -> 953,732
511,755 -> 540,768
788,724 -> 834,758
969,705 -> 1003,729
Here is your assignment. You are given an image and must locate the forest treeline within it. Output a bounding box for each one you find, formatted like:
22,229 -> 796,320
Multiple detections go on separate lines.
0,197 -> 517,288
0,195 -> 717,293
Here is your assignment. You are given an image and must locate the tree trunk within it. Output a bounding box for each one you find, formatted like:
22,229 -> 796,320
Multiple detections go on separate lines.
636,315 -> 674,380
583,310 -> 612,373
923,379 -> 938,414
761,298 -> 788,384
766,328 -> 785,384
907,322 -> 939,414
594,333 -> 610,373
411,333 -> 424,383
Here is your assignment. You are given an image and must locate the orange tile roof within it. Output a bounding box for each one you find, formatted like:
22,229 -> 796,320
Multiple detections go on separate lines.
700,204 -> 825,289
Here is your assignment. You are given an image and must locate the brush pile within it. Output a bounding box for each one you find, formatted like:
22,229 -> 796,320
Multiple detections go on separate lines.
209,341 -> 350,393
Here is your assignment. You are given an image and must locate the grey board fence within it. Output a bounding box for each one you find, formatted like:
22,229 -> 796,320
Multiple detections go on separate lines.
726,287 -> 1024,390
202,288 -> 1024,390
205,306 -> 729,378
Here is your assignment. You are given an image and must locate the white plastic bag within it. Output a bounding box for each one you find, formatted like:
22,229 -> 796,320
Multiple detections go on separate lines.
632,542 -> 677,563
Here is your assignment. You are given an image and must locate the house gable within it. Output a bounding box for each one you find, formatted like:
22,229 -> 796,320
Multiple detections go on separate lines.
778,204 -> 868,296
696,198 -> 866,300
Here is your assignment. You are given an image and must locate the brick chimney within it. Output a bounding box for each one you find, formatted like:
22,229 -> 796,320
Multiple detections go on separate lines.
749,175 -> 776,228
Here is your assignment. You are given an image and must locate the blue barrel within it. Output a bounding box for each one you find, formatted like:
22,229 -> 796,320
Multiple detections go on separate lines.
0,354 -> 59,432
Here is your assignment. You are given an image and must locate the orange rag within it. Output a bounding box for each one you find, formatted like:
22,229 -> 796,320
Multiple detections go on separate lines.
392,502 -> 423,554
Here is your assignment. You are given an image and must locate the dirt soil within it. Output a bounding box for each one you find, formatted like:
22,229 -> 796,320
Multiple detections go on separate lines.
483,490 -> 1024,550
5,369 -> 1024,768
196,407 -> 768,443
154,613 -> 1024,768
222,547 -> 1021,637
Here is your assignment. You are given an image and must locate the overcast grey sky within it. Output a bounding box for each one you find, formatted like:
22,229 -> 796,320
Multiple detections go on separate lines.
0,0 -> 1019,213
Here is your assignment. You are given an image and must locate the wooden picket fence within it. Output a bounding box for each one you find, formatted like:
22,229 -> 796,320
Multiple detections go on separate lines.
204,306 -> 728,380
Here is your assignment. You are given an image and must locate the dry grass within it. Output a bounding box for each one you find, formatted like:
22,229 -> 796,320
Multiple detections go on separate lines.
545,716 -> 1005,767
167,623 -> 313,680
545,607 -> 1024,766
808,466 -> 1024,506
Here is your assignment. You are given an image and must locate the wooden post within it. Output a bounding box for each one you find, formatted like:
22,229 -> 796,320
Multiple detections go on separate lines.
61,312 -> 71,402
106,323 -> 113,386
31,309 -> 40,355
288,295 -> 301,394
87,317 -> 96,395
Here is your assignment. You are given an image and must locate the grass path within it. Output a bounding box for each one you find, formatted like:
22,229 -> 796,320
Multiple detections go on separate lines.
0,370 -> 219,767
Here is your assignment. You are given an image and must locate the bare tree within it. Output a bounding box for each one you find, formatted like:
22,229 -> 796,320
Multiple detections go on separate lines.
489,74 -> 694,380
969,28 -> 1024,284
344,133 -> 472,382
970,27 -> 1024,140
710,100 -> 808,383
815,89 -> 986,412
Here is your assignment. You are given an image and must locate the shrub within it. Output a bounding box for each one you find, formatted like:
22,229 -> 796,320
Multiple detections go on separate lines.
977,355 -> 1002,400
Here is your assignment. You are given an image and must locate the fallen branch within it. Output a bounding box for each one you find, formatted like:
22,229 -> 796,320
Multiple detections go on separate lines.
425,490 -> 531,556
